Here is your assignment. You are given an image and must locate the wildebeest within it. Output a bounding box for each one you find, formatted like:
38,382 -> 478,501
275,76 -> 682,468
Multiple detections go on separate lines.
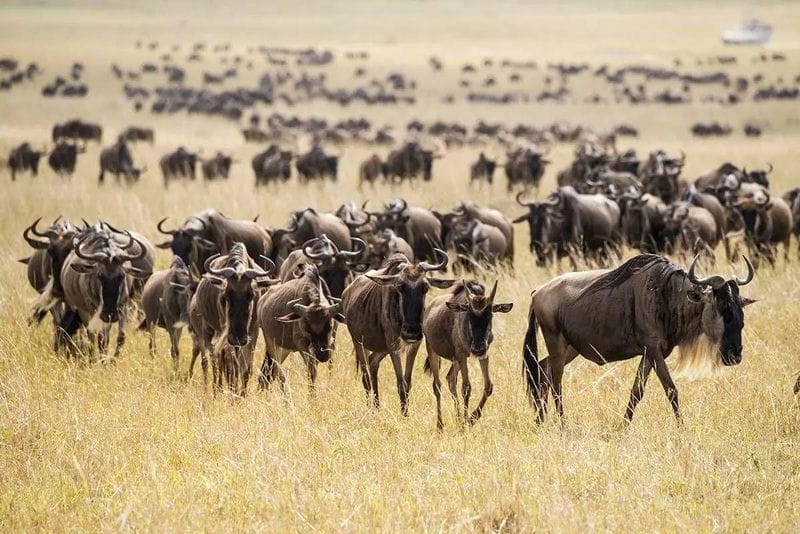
728,183 -> 792,266
139,256 -> 195,370
423,280 -> 512,429
358,154 -> 386,187
384,141 -> 441,182
375,198 -> 443,262
98,138 -> 145,183
663,201 -> 719,257
295,144 -> 338,181
782,187 -> 800,258
253,146 -> 293,185
271,208 -> 352,264
58,231 -> 153,358
120,126 -> 155,144
277,234 -> 366,299
522,254 -> 755,424
201,152 -> 234,180
52,119 -> 102,143
617,188 -> 669,253
189,244 -> 279,394
257,264 -> 343,390
639,150 -> 685,203
364,229 -> 414,267
8,142 -> 44,181
21,217 -> 78,349
439,201 -> 514,264
505,145 -> 549,192
470,152 -> 497,186
157,210 -> 272,272
341,250 -> 454,415
160,147 -> 199,184
47,141 -> 84,177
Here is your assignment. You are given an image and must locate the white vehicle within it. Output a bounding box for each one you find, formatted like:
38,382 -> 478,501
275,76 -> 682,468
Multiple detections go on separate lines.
722,20 -> 773,45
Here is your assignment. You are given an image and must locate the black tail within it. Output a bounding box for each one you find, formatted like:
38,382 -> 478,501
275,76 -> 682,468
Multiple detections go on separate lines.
423,355 -> 431,374
522,302 -> 541,404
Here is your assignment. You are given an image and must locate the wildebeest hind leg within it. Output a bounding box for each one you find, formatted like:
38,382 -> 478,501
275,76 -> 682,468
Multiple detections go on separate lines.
460,359 -> 471,423
446,361 -> 460,416
427,346 -> 444,430
368,352 -> 387,409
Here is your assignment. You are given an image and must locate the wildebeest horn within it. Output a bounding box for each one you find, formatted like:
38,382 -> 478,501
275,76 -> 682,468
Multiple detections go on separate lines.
387,198 -> 407,213
118,233 -> 148,263
766,163 -> 773,174
487,280 -> 498,303
74,235 -> 108,262
420,248 -> 448,272
585,176 -> 605,187
157,217 -> 177,235
23,218 -> 49,249
338,237 -> 367,259
735,256 -> 755,286
189,216 -> 208,232
686,254 -> 726,289
516,191 -> 536,208
678,151 -> 686,164
203,253 -> 221,272
28,217 -> 50,238
208,265 -> 237,278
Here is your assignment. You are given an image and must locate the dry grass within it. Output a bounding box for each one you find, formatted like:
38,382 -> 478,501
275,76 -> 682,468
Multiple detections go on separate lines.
1,1 -> 800,531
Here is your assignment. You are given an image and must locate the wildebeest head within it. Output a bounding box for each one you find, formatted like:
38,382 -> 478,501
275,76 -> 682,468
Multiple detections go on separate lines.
445,280 -> 513,357
23,216 -> 77,295
685,254 -> 756,366
743,163 -> 772,188
513,192 -> 564,263
156,216 -> 218,268
366,249 -> 455,342
205,244 -> 279,346
276,267 -> 343,362
71,231 -> 151,322
300,234 -> 368,298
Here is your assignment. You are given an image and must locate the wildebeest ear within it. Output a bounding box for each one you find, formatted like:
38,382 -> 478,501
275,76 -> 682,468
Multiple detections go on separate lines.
334,312 -> 346,323
70,263 -> 94,274
512,213 -> 529,223
205,275 -> 227,287
276,312 -> 302,323
741,297 -> 757,307
18,257 -> 31,265
492,303 -> 513,313
428,278 -> 457,289
156,241 -> 173,249
446,301 -> 468,312
365,274 -> 398,286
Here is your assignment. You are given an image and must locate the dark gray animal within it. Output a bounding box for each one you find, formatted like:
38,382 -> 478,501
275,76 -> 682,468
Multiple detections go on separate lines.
8,142 -> 44,181
98,138 -> 144,183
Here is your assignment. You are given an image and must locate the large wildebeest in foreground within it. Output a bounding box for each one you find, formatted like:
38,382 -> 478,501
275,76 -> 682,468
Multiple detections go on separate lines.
48,141 -> 85,177
423,280 -> 512,429
257,264 -> 343,391
189,244 -> 279,394
139,256 -> 195,370
58,231 -> 153,358
98,138 -> 145,183
522,254 -> 755,425
341,250 -> 454,415
8,142 -> 44,181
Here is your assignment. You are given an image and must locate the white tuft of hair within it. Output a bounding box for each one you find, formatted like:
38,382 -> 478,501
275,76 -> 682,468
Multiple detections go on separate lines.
31,279 -> 59,317
87,306 -> 110,333
670,334 -> 723,381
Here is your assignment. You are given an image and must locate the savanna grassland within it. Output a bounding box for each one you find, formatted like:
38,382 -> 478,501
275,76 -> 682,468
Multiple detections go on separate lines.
1,1 -> 800,531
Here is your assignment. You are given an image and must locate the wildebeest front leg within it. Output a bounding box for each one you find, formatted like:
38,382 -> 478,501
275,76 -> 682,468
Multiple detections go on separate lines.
469,357 -> 493,425
623,356 -> 654,423
388,350 -> 409,415
113,314 -> 127,359
368,352 -> 386,408
170,327 -> 182,373
446,361 -> 460,416
460,359 -> 471,422
403,341 -> 422,397
652,349 -> 681,423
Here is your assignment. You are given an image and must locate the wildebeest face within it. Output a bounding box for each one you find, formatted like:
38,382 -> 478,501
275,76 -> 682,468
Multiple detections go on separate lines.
98,266 -> 126,322
166,268 -> 195,326
446,282 -> 513,357
222,279 -> 255,347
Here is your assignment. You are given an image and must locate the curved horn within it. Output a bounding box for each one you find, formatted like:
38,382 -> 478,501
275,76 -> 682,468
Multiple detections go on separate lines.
516,191 -> 536,208
23,218 -> 49,249
157,217 -> 177,236
766,163 -> 773,174
735,256 -> 755,286
419,248 -> 449,272
686,254 -> 726,289
544,194 -> 561,206
203,253 -> 221,273
188,216 -> 208,232
73,235 -> 108,262
488,280 -> 498,303
258,255 -> 277,275
208,264 -> 237,278
338,237 -> 367,259
118,233 -> 148,263
29,217 -> 49,238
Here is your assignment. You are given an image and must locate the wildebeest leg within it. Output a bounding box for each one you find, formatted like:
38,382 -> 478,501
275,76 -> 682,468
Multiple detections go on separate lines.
403,341 -> 421,397
388,350 -> 409,415
170,327 -> 182,373
541,328 -> 578,424
368,352 -> 387,408
148,325 -> 157,357
354,343 -> 372,402
303,352 -> 318,392
446,361 -> 460,415
469,357 -> 493,425
426,346 -> 444,430
113,314 -> 127,359
460,359 -> 471,422
623,356 -> 654,423
258,346 -> 276,390
652,349 -> 681,423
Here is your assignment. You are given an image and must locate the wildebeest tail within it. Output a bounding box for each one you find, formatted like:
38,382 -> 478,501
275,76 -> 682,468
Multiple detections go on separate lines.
522,299 -> 540,403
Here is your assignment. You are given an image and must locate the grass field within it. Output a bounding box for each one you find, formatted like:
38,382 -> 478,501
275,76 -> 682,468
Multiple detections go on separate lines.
1,1 -> 800,531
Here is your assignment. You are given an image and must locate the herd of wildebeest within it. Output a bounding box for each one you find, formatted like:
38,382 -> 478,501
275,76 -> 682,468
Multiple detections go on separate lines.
15,126 -> 800,427
7,43 -> 800,428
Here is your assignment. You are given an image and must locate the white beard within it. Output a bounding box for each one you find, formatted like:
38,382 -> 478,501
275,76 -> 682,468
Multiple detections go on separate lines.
671,334 -> 723,381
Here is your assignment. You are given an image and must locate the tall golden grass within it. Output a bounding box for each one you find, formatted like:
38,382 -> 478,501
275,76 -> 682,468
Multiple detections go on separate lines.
1,1 -> 800,530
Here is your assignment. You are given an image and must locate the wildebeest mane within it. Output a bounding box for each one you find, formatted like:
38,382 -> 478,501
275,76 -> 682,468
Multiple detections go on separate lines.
579,254 -> 681,298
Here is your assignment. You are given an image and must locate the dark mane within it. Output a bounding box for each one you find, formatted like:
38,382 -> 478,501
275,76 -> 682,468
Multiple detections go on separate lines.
580,254 -> 680,298
382,252 -> 412,274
